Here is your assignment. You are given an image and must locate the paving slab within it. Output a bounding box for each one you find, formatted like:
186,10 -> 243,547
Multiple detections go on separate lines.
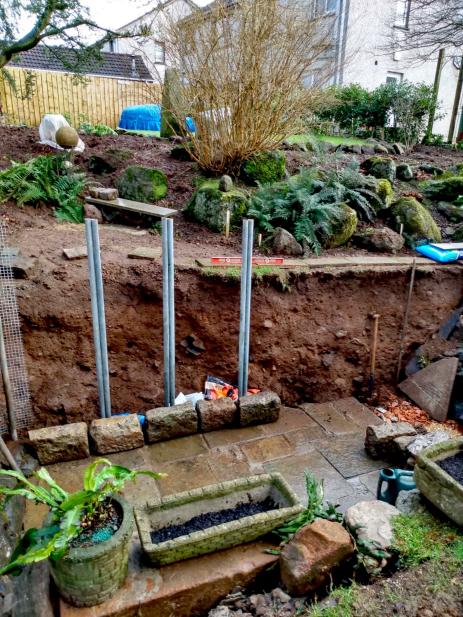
284,428 -> 325,454
332,397 -> 382,429
258,406 -> 320,436
205,445 -> 256,481
156,453 -> 217,497
354,470 -> 381,496
60,541 -> 278,617
145,434 -> 209,465
203,424 -> 266,449
263,452 -> 354,505
300,402 -> 357,435
128,247 -> 162,260
240,435 -> 292,463
316,433 -> 387,479
62,246 -> 87,260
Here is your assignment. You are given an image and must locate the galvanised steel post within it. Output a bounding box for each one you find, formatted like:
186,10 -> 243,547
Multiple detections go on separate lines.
238,220 -> 254,396
162,218 -> 171,406
167,219 -> 176,406
242,218 -> 254,396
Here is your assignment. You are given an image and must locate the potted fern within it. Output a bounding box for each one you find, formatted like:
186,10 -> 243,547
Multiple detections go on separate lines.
0,459 -> 164,607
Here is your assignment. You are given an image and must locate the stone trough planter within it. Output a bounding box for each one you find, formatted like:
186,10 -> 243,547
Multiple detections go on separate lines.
414,437 -> 463,526
135,474 -> 302,566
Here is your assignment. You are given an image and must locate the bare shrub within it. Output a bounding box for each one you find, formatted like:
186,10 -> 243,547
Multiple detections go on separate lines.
162,0 -> 337,174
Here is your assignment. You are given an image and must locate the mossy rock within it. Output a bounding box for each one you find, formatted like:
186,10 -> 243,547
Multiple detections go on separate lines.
376,179 -> 394,207
116,166 -> 168,202
88,148 -> 134,175
363,156 -> 396,183
423,177 -> 463,202
436,202 -> 463,223
241,151 -> 286,186
170,143 -> 194,161
323,204 -> 358,249
392,196 -> 441,243
453,224 -> 463,241
185,181 -> 248,232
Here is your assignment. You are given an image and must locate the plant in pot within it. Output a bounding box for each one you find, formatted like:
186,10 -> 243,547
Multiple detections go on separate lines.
0,458 -> 165,607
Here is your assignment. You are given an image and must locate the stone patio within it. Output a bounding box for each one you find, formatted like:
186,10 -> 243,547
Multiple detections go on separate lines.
25,398 -> 386,617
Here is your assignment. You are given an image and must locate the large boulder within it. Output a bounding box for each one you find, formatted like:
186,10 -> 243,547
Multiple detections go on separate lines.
87,148 -> 134,175
436,201 -> 463,222
353,226 -> 404,253
272,228 -> 303,256
185,181 -> 248,232
116,165 -> 168,202
240,151 -> 286,185
344,500 -> 400,550
392,196 -> 441,242
363,157 -> 396,183
280,519 -> 354,596
323,204 -> 358,248
454,223 -> 463,241
423,176 -> 463,202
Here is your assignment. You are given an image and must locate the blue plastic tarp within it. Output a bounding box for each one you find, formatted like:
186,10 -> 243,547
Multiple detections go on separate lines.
416,244 -> 462,263
118,104 -> 196,133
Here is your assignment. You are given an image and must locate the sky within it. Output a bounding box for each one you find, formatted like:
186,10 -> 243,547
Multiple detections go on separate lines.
82,0 -> 211,30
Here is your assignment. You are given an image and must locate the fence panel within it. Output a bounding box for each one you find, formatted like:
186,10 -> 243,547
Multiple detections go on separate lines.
0,68 -> 161,129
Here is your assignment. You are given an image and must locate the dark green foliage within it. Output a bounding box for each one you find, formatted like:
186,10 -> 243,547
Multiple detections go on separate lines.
161,69 -> 185,138
116,166 -> 168,202
79,122 -> 117,136
0,459 -> 164,575
0,155 -> 85,222
273,471 -> 342,543
423,177 -> 463,202
241,151 -> 286,186
170,143 -> 194,161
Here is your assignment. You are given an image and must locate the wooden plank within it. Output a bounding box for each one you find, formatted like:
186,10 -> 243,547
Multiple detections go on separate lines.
85,197 -> 177,218
128,247 -> 162,260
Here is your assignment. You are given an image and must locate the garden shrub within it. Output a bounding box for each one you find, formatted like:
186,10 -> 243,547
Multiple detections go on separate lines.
116,166 -> 168,202
240,151 -> 286,186
423,176 -> 463,202
186,180 -> 248,232
0,155 -> 85,223
392,196 -> 441,242
79,122 -> 117,136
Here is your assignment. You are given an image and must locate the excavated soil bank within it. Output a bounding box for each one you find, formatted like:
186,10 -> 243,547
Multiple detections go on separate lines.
13,255 -> 463,429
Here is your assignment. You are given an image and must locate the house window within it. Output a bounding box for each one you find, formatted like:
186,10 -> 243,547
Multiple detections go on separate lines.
108,39 -> 117,53
310,0 -> 338,18
395,0 -> 411,28
386,71 -> 403,84
153,42 -> 165,64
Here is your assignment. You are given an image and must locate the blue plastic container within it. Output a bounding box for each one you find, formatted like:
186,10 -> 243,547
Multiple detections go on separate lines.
119,104 -> 161,131
416,244 -> 461,263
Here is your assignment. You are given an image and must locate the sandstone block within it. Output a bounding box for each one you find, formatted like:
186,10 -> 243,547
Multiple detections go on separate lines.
146,403 -> 197,443
196,398 -> 238,433
365,422 -> 416,459
89,415 -> 144,454
238,391 -> 280,427
344,500 -> 400,550
88,186 -> 119,201
28,423 -> 89,465
280,519 -> 354,596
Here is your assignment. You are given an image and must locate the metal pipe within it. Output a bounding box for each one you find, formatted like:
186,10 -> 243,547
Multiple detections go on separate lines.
396,258 -> 417,383
238,220 -> 250,396
0,434 -> 20,472
0,317 -> 17,440
162,218 -> 171,406
91,221 -> 111,418
85,220 -> 106,419
242,219 -> 254,396
167,219 -> 176,406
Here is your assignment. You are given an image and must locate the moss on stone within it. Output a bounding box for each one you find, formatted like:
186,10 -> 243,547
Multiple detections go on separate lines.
453,224 -> 463,241
392,196 -> 441,242
241,151 -> 286,186
116,166 -> 168,202
363,156 -> 396,183
186,185 -> 248,232
324,204 -> 358,248
376,179 -> 394,206
423,176 -> 463,202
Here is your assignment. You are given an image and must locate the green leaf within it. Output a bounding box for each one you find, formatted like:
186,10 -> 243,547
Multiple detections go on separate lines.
34,468 -> 69,503
83,458 -> 112,491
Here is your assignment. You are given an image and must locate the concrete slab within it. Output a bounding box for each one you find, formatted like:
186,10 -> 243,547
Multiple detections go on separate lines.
332,397 -> 382,428
399,357 -> 458,421
60,541 -> 278,617
300,402 -> 357,435
63,246 -> 87,260
128,247 -> 162,261
316,434 -> 386,479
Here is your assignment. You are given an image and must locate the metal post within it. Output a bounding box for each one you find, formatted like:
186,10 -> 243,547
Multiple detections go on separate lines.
167,219 -> 176,407
0,435 -> 20,472
162,218 -> 171,407
0,317 -> 17,440
238,221 -> 249,396
238,219 -> 254,396
91,221 -> 111,418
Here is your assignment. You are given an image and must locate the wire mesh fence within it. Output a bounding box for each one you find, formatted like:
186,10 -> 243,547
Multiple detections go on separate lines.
0,223 -> 33,434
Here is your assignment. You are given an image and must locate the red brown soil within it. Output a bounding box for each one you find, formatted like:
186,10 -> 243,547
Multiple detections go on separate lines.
0,128 -> 462,430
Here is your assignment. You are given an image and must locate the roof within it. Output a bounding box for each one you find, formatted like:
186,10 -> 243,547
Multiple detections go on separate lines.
200,0 -> 238,12
9,46 -> 153,81
117,0 -> 198,31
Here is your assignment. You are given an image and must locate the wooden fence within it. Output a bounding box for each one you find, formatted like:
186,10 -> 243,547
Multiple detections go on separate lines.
0,68 -> 161,129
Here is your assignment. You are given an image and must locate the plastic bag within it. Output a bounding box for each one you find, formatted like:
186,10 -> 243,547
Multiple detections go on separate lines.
38,114 -> 85,153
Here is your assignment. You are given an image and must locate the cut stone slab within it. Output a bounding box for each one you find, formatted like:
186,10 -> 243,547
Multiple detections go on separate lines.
197,398 -> 238,433
28,423 -> 89,465
280,519 -> 354,596
146,434 -> 209,465
399,357 -> 458,421
89,414 -> 144,454
62,246 -> 87,260
317,433 -> 386,479
240,435 -> 292,463
332,397 -> 382,429
407,430 -> 452,458
344,500 -> 400,550
89,186 -> 119,201
128,247 -> 162,260
146,403 -> 197,443
365,422 -> 417,459
301,402 -> 357,435
60,541 -> 278,617
238,391 -> 280,427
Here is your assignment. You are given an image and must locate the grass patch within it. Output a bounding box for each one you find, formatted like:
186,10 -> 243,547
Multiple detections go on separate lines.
307,584 -> 358,617
120,129 -> 161,137
392,512 -> 462,568
286,133 -> 366,146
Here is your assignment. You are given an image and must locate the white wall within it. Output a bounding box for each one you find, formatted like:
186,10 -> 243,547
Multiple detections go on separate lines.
341,0 -> 461,139
105,0 -> 194,83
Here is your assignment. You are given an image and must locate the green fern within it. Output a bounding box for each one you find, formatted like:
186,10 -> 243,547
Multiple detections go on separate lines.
0,156 -> 85,223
